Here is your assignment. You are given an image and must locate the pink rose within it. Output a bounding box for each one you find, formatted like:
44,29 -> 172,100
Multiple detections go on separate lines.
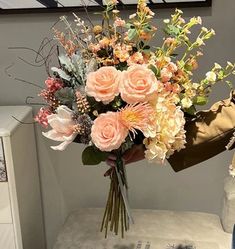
119,65 -> 159,104
42,105 -> 77,151
91,112 -> 128,152
85,66 -> 121,104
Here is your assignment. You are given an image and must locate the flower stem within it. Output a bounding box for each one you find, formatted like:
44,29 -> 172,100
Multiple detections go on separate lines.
100,152 -> 131,238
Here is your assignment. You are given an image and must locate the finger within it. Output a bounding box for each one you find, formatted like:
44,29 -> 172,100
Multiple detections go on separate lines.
104,168 -> 113,177
122,157 -> 127,165
105,159 -> 116,167
107,154 -> 117,160
122,148 -> 135,163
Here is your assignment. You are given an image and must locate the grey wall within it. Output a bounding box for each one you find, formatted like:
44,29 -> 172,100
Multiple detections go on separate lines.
0,0 -> 235,248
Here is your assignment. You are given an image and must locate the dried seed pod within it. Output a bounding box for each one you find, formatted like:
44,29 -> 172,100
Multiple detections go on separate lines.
75,91 -> 91,114
93,25 -> 103,35
78,114 -> 93,144
73,124 -> 85,134
39,90 -> 60,109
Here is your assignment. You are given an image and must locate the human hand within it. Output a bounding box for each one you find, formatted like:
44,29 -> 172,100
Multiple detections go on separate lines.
105,144 -> 145,168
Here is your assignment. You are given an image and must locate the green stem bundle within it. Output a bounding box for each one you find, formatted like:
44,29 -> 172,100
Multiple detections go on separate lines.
101,154 -> 130,238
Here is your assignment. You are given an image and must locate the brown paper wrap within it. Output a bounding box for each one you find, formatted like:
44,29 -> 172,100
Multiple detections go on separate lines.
168,91 -> 235,172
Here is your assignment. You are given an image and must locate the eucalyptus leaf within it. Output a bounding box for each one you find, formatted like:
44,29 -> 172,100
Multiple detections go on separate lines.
51,67 -> 71,81
86,58 -> 98,74
59,54 -> 75,72
71,53 -> 85,78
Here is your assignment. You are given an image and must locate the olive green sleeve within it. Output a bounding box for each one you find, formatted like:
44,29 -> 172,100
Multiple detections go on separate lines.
168,91 -> 235,172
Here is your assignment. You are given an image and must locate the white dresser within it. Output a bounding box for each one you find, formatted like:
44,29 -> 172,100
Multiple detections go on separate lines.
0,106 -> 45,249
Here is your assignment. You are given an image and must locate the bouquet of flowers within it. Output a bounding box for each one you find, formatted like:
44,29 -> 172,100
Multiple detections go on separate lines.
35,0 -> 235,238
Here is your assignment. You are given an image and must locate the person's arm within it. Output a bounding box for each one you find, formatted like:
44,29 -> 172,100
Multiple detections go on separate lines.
169,90 -> 235,171
106,91 -> 235,171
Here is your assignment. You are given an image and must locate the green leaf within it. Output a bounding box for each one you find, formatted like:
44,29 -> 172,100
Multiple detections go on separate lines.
143,45 -> 150,50
111,97 -> 123,110
194,96 -> 208,106
97,49 -> 109,58
128,29 -> 137,40
55,87 -> 74,105
82,146 -> 109,165
149,64 -> 159,77
170,53 -> 178,58
164,25 -> 180,37
142,49 -> 151,54
125,23 -> 135,29
226,80 -> 234,89
138,41 -> 145,49
185,105 -> 197,115
217,71 -> 224,80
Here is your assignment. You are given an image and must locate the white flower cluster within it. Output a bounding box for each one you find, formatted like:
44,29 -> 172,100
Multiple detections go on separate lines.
144,92 -> 186,163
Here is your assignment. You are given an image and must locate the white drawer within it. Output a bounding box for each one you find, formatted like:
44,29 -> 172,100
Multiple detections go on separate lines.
0,182 -> 12,223
0,224 -> 15,249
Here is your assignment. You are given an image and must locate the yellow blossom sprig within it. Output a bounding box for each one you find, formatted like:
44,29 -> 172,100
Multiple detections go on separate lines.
159,10 -> 201,56
200,62 -> 235,90
180,62 -> 235,112
54,15 -> 95,59
126,0 -> 156,45
101,0 -> 119,38
179,26 -> 215,64
160,9 -> 215,63
59,16 -> 86,50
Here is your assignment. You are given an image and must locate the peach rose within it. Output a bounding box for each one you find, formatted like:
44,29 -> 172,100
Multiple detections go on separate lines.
91,112 -> 128,152
42,105 -> 77,151
85,66 -> 121,104
119,65 -> 159,104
